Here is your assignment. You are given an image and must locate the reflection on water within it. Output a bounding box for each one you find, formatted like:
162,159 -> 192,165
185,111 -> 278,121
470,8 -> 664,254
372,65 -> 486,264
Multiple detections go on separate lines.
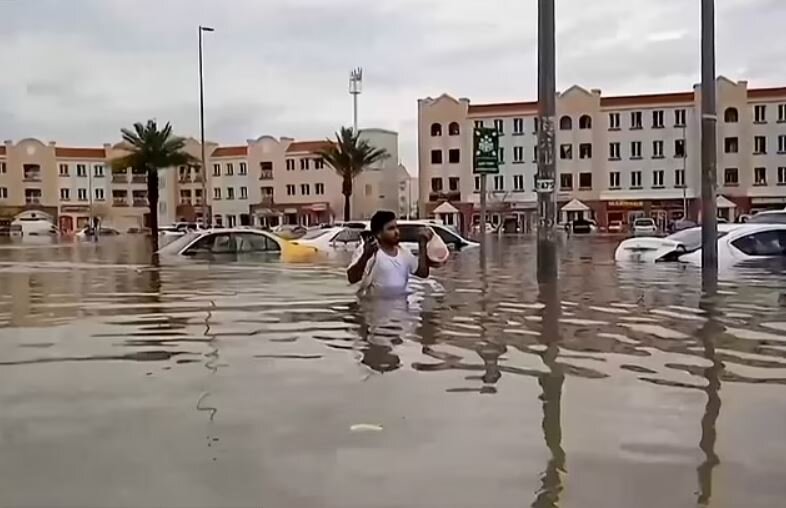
2,236 -> 786,507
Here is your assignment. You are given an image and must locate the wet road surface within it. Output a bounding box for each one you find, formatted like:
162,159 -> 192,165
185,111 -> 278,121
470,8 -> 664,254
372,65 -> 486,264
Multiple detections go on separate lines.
1,235 -> 786,508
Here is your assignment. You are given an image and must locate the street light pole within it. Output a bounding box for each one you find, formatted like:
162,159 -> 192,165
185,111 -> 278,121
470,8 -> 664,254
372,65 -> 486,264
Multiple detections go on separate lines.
701,0 -> 718,291
537,0 -> 557,283
349,68 -> 363,135
682,124 -> 688,220
198,25 -> 214,226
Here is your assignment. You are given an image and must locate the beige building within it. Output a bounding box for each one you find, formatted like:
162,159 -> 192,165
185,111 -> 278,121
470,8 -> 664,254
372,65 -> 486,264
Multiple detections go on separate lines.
418,77 -> 786,233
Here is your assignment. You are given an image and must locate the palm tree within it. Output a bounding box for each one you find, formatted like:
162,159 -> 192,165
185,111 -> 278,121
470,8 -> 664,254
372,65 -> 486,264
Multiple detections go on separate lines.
317,127 -> 389,221
112,120 -> 195,247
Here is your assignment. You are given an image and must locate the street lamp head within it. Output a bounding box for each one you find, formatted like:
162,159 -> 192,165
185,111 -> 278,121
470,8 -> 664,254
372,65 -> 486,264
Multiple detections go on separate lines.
200,26 -> 215,32
349,67 -> 363,94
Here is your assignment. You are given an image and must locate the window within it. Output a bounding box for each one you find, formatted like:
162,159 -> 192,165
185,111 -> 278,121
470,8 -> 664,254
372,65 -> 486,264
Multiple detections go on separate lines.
675,139 -> 686,158
225,163 -> 234,176
779,135 -> 786,154
95,188 -> 105,201
652,140 -> 664,158
94,165 -> 104,177
76,164 -> 87,177
513,118 -> 524,135
331,228 -> 363,244
59,164 -> 69,176
448,177 -> 460,192
214,187 -> 221,200
300,158 -> 309,170
448,122 -> 460,136
431,177 -> 443,192
431,150 -> 443,164
226,187 -> 235,200
754,104 -> 767,123
493,175 -> 504,191
260,186 -> 274,200
579,143 -> 592,159
579,172 -> 592,190
60,188 -> 70,201
609,112 -> 620,130
630,111 -> 642,129
724,107 -> 739,123
533,118 -> 539,133
755,136 -> 767,155
77,188 -> 87,201
448,149 -> 460,164
675,169 -> 685,188
732,231 -> 786,256
631,141 -> 642,159
213,164 -> 221,176
286,184 -> 296,196
0,162 -> 5,174
240,186 -> 248,199
609,171 -> 621,189
559,173 -> 573,190
652,110 -> 664,128
234,233 -> 282,253
0,187 -> 8,199
560,144 -> 573,160
315,183 -> 325,195
579,115 -> 592,129
474,175 -> 480,192
498,147 -> 505,164
630,171 -> 642,188
533,146 -> 539,163
779,167 -> 786,185
474,120 -> 484,128
559,116 -> 572,130
494,119 -> 504,134
513,174 -> 525,191
314,158 -> 325,169
675,109 -> 686,127
431,123 -> 442,136
609,142 -> 621,160
239,162 -> 247,175
778,104 -> 786,123
286,159 -> 295,171
652,170 -> 665,188
724,137 -> 739,154
724,168 -> 739,186
513,146 -> 525,163
300,184 -> 310,195
754,167 -> 767,186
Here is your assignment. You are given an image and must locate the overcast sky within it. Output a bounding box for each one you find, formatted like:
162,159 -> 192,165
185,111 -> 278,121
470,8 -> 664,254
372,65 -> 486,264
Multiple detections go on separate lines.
1,0 -> 783,173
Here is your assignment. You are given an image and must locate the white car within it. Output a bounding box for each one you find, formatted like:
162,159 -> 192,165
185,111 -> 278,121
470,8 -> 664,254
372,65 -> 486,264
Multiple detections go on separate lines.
75,226 -> 120,239
158,228 -> 318,261
615,223 -> 786,267
632,218 -> 658,237
746,210 -> 786,224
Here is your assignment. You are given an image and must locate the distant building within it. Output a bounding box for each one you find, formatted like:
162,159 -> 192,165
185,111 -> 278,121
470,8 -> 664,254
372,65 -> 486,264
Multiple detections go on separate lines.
418,77 -> 786,233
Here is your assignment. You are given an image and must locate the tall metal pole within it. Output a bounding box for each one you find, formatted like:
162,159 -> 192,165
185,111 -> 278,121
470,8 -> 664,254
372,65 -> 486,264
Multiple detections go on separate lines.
198,25 -> 214,226
682,124 -> 688,219
701,0 -> 718,291
349,68 -> 363,135
479,175 -> 488,237
537,0 -> 557,283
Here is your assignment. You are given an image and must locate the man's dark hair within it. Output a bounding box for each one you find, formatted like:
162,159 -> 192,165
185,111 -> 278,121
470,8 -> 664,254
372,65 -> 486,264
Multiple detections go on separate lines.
370,210 -> 397,235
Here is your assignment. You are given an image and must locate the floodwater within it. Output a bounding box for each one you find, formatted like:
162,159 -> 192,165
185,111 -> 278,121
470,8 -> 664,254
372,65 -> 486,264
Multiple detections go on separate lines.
1,236 -> 786,508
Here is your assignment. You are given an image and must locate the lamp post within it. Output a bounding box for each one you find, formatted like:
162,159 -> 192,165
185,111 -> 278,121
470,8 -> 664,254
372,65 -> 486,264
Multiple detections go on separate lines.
198,25 -> 214,226
682,124 -> 688,220
349,68 -> 363,135
700,0 -> 718,291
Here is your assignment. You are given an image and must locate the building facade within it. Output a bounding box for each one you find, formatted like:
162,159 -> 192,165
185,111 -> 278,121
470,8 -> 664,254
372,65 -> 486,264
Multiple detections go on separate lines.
0,129 -> 408,233
418,77 -> 786,233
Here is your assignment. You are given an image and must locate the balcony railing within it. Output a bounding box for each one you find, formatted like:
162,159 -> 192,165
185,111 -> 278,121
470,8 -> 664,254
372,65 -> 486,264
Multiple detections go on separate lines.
260,171 -> 274,180
133,199 -> 147,207
178,175 -> 192,183
23,175 -> 42,182
25,197 -> 42,205
112,175 -> 127,183
131,175 -> 147,184
113,199 -> 129,207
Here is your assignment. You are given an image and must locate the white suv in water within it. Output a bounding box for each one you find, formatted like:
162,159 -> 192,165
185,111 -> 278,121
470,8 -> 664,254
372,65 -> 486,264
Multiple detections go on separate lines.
632,218 -> 658,237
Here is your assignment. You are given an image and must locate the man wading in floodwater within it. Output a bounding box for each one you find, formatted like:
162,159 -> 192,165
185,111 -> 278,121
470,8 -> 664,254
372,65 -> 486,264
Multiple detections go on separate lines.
347,210 -> 434,297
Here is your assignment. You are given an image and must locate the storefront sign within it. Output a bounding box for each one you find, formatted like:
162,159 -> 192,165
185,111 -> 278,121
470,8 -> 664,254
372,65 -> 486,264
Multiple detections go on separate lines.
60,205 -> 90,213
536,178 -> 555,193
752,197 -> 786,205
607,201 -> 644,209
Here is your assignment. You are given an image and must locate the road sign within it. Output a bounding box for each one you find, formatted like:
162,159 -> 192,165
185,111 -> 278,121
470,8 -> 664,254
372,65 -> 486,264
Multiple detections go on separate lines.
473,127 -> 500,174
535,177 -> 555,194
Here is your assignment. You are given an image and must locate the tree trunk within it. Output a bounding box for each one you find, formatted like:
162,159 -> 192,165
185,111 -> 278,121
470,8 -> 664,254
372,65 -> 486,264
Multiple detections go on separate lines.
147,167 -> 159,252
342,176 -> 353,222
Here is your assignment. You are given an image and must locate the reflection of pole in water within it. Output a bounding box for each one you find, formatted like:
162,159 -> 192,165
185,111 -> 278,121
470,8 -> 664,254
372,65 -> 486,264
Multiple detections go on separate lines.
696,298 -> 723,506
532,278 -> 565,508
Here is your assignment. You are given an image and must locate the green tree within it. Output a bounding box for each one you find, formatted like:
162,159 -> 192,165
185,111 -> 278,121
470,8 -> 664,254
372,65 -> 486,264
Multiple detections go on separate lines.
112,120 -> 195,247
317,127 -> 389,221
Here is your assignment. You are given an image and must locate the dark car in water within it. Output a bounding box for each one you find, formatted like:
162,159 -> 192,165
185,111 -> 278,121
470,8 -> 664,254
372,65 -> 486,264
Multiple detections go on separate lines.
570,218 -> 594,234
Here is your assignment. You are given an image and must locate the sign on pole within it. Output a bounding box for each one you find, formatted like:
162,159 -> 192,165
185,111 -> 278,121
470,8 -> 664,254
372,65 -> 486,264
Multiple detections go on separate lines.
535,177 -> 555,194
473,127 -> 500,174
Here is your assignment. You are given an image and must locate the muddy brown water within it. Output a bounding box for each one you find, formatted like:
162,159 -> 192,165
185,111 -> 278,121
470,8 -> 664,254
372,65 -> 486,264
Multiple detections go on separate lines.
1,235 -> 786,508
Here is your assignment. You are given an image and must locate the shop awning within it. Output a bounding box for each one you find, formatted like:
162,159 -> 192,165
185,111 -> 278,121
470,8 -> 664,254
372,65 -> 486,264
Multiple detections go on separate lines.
560,199 -> 590,212
717,195 -> 737,209
433,202 -> 459,214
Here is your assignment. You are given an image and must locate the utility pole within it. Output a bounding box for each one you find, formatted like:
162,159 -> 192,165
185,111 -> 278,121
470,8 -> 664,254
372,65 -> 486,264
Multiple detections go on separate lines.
537,0 -> 557,283
479,175 -> 487,237
701,0 -> 718,290
198,25 -> 214,226
349,68 -> 363,134
682,124 -> 688,220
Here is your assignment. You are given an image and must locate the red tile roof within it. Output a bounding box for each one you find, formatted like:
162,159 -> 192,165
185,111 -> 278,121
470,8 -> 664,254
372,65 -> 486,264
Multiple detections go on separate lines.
600,91 -> 695,108
747,87 -> 786,99
55,147 -> 106,159
468,101 -> 537,116
212,146 -> 247,157
286,140 -> 332,153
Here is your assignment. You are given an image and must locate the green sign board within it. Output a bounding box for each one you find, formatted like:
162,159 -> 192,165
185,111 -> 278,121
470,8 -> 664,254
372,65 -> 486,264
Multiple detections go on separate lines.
473,127 -> 500,174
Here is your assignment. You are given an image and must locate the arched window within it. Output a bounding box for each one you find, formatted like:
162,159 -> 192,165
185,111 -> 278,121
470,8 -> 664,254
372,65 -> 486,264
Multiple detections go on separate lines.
579,115 -> 592,129
559,116 -> 573,130
448,122 -> 460,136
431,123 -> 442,136
724,107 -> 739,123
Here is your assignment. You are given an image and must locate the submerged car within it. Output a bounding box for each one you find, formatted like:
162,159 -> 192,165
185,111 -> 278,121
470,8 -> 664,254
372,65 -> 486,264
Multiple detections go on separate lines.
746,210 -> 786,224
607,220 -> 624,234
614,223 -> 786,266
75,226 -> 121,238
158,228 -> 318,262
632,218 -> 658,237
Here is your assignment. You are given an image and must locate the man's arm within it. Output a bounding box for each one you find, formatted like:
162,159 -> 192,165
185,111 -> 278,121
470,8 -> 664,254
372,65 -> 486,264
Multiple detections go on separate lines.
413,238 -> 430,278
347,245 -> 376,284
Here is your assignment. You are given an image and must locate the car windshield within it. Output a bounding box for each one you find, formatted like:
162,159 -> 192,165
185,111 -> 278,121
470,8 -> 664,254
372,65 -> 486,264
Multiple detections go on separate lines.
634,219 -> 654,226
747,212 -> 786,224
159,232 -> 200,253
300,229 -> 332,240
667,228 -> 729,253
